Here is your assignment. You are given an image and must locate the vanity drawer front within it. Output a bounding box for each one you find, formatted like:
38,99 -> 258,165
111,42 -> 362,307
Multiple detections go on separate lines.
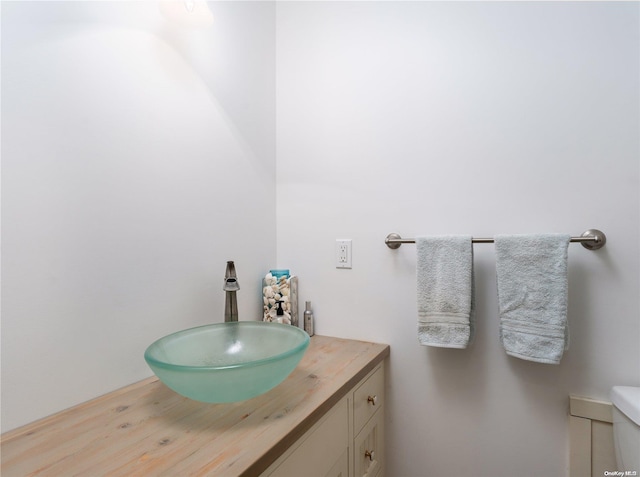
354,406 -> 384,477
353,365 -> 384,435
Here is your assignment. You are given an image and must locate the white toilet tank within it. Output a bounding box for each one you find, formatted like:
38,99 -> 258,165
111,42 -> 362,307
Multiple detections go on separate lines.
610,386 -> 640,472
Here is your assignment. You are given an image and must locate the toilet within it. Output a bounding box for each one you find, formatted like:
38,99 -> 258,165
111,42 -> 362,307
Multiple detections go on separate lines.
610,386 -> 640,472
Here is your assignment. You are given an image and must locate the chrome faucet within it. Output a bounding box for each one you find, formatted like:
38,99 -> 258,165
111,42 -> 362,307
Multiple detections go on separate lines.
223,261 -> 240,322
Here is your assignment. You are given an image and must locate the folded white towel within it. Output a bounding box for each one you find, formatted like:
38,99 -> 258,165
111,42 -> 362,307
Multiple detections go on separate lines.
495,234 -> 571,364
416,236 -> 474,348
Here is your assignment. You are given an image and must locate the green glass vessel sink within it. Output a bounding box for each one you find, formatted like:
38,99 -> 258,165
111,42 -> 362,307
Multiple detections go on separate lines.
144,321 -> 310,403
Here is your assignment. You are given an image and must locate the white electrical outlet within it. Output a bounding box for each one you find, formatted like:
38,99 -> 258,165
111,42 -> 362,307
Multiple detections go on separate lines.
335,239 -> 352,269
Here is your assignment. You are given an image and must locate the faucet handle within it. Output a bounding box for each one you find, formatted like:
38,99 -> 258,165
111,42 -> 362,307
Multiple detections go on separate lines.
223,261 -> 240,291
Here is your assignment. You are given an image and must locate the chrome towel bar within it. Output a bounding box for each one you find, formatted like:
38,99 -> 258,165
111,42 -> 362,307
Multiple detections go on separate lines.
385,229 -> 607,250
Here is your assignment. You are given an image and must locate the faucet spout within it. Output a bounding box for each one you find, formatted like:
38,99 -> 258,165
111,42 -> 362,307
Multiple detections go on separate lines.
223,261 -> 240,322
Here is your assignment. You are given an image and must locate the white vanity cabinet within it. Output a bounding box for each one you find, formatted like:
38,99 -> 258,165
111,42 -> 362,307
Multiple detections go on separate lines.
263,363 -> 385,477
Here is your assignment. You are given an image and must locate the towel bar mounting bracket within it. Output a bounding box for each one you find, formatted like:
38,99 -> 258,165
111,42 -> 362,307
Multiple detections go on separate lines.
579,229 -> 606,250
385,233 -> 403,249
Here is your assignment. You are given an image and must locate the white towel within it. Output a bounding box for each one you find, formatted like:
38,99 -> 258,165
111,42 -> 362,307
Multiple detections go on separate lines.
416,236 -> 474,348
495,234 -> 570,364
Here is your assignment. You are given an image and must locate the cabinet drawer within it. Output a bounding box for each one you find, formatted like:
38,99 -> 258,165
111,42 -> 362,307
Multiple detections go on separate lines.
353,365 -> 384,434
354,406 -> 384,477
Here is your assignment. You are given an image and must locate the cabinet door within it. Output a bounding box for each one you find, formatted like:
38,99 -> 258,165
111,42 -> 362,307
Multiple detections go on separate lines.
326,449 -> 349,477
354,407 -> 384,477
265,398 -> 349,477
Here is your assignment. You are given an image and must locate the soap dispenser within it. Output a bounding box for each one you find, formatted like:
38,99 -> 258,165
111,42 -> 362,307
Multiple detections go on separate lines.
275,300 -> 286,324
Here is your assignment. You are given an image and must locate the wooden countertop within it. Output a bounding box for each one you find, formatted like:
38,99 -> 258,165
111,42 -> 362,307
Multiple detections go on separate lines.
1,335 -> 389,477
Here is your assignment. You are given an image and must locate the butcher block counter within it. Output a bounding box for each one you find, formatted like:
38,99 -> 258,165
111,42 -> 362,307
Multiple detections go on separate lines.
1,335 -> 389,477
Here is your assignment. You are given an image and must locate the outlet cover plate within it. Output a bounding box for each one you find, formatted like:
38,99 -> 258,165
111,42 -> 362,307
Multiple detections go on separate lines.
336,239 -> 352,269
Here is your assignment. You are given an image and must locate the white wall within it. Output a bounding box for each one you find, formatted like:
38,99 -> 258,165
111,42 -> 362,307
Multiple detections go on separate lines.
1,1 -> 276,432
276,2 -> 639,476
3,2 -> 639,475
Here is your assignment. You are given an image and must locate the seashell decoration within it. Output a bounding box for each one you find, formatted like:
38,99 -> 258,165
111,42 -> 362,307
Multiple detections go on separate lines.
262,272 -> 296,325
